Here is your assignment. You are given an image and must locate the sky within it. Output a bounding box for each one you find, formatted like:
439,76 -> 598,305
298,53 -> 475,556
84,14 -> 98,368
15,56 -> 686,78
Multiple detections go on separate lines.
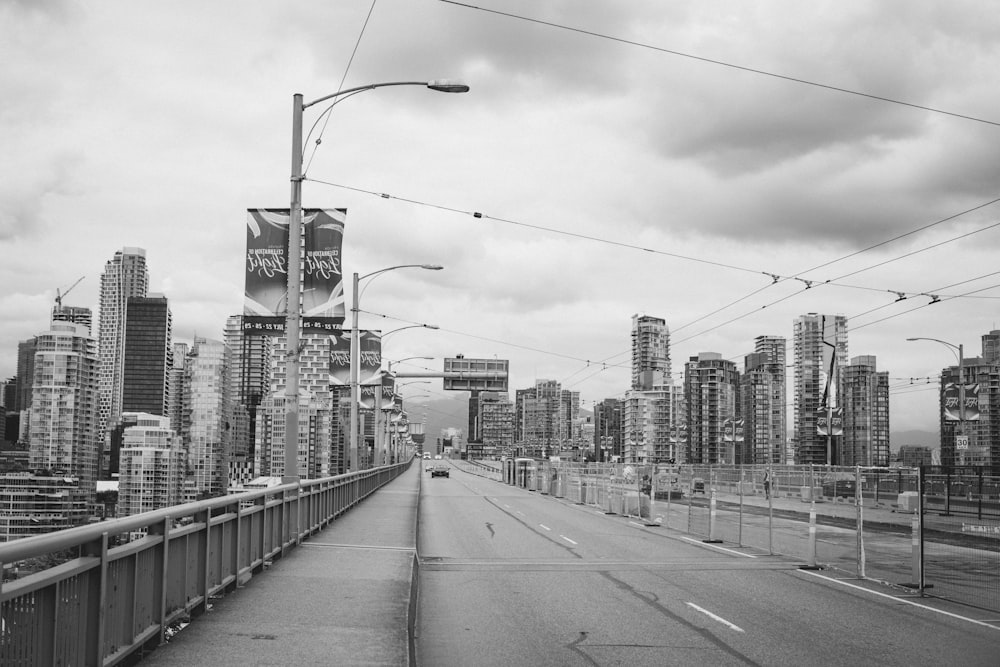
3,0 -> 999,439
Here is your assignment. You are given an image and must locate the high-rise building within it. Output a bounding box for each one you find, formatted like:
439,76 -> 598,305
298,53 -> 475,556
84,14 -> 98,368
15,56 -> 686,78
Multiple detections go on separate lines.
840,355 -> 890,466
684,352 -> 740,464
167,342 -> 188,436
982,330 -> 1000,364
16,338 -> 37,415
117,413 -> 184,516
122,295 -> 172,416
254,391 -> 332,480
476,392 -> 514,457
793,314 -> 848,465
631,314 -> 671,390
623,385 -> 683,464
594,398 -> 623,462
98,247 -> 149,438
223,315 -> 272,459
181,337 -> 232,500
742,336 -> 787,464
265,332 -> 333,478
27,322 -> 100,494
52,305 -> 93,332
514,380 -> 575,456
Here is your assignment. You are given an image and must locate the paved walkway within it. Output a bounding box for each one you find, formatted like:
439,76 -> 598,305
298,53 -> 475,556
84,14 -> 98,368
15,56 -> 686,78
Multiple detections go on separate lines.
143,463 -> 422,667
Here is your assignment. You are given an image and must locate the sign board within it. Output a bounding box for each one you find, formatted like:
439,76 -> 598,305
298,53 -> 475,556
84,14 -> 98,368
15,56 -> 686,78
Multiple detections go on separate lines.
956,435 -> 970,450
443,357 -> 509,391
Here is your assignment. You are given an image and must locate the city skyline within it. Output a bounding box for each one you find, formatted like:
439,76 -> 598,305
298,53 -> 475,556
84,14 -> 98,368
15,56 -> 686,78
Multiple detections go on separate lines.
4,2 -> 1000,436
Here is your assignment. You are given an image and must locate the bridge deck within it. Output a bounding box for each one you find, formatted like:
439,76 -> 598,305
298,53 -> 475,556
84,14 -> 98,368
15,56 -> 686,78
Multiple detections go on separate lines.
142,463 -> 422,666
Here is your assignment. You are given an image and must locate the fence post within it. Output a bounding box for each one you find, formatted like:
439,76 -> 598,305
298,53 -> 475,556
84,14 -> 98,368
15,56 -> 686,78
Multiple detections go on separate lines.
704,489 -> 722,543
918,466 -> 926,594
944,466 -> 951,516
856,466 -> 865,579
801,498 -> 821,570
978,467 -> 983,520
737,467 -> 744,547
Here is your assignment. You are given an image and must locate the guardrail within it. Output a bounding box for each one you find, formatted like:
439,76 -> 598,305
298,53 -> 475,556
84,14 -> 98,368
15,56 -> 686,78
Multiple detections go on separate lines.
0,461 -> 412,666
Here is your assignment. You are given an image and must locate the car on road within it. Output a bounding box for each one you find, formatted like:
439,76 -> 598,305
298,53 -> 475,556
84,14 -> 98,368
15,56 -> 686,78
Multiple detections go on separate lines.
430,463 -> 450,478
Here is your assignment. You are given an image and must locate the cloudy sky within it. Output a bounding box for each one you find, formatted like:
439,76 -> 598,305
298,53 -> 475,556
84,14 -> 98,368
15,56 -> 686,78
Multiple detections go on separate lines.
3,0 -> 999,437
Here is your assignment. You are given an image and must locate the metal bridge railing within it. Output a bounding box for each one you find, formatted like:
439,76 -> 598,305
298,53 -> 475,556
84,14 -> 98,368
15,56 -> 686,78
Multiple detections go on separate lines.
0,461 -> 411,666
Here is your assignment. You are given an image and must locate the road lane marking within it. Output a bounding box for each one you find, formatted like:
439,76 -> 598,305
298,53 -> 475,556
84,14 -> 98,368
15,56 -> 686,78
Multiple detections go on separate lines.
686,602 -> 745,632
516,510 -> 525,516
797,569 -> 1000,631
560,535 -> 578,545
539,524 -> 551,531
679,535 -> 756,558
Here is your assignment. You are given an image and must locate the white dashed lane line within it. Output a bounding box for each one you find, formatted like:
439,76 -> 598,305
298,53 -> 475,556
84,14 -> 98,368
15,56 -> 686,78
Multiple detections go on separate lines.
686,602 -> 745,633
560,535 -> 578,545
539,524 -> 551,531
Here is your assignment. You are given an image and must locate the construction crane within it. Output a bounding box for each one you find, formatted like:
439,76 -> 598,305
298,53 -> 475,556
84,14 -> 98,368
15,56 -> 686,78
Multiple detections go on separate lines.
55,276 -> 85,310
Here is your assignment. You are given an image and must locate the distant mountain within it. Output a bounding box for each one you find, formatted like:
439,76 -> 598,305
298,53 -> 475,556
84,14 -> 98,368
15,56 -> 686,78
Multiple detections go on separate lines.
891,429 -> 938,449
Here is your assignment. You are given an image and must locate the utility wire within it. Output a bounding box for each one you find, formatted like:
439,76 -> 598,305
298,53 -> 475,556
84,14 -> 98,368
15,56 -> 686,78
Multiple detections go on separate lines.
312,177 -> 1000,308
303,0 -> 379,174
309,179 -> 764,275
438,1 -> 1000,128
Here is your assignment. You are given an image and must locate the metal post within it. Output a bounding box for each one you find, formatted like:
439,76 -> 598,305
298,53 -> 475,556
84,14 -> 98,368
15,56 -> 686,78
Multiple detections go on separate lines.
349,271 -> 360,471
856,466 -> 865,578
284,93 -> 304,482
374,374 -> 383,467
804,498 -> 819,569
918,466 -> 925,593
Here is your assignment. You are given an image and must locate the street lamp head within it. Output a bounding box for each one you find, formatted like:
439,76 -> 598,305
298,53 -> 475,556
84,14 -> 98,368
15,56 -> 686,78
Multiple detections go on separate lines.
420,265 -> 444,271
426,80 -> 470,93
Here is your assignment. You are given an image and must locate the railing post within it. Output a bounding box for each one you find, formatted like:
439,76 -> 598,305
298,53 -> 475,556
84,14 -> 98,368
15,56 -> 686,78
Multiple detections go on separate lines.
156,516 -> 172,643
83,531 -> 110,666
197,508 -> 211,612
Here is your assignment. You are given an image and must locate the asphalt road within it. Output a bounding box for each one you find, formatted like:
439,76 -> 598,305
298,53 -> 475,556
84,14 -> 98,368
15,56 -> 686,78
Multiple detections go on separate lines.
415,463 -> 1000,666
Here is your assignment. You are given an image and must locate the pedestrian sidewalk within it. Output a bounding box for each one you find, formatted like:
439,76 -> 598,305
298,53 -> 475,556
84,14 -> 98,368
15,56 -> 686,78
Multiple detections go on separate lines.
143,463 -> 422,666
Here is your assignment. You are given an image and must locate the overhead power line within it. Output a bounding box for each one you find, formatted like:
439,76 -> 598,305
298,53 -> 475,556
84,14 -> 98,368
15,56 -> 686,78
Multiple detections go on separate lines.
438,0 -> 1000,128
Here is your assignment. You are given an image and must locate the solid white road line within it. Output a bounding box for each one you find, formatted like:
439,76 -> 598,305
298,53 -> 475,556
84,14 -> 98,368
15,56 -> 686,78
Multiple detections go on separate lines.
686,602 -> 745,633
797,569 -> 1000,631
560,535 -> 578,545
679,535 -> 757,558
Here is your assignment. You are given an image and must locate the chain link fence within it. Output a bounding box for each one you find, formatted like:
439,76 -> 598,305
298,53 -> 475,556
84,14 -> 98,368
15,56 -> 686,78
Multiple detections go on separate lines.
494,459 -> 1000,613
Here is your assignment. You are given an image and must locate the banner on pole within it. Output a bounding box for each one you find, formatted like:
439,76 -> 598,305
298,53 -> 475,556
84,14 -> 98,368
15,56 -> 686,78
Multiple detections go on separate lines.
329,330 -> 381,386
302,209 -> 346,332
244,208 -> 346,335
816,407 -> 844,436
244,209 -> 290,334
944,383 -> 980,421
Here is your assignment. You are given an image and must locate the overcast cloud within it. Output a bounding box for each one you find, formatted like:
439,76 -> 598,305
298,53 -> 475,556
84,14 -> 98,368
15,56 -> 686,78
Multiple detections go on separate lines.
3,0 -> 999,437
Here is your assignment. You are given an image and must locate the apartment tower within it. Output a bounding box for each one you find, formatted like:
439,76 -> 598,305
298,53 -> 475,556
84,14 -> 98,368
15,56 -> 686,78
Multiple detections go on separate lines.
27,322 -> 101,494
98,248 -> 149,437
793,314 -> 848,464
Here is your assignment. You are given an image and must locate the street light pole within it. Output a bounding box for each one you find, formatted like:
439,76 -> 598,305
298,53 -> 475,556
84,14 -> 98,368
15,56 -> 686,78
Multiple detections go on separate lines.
907,337 -> 965,463
284,93 -> 305,483
285,80 -> 466,479
350,265 -> 443,470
